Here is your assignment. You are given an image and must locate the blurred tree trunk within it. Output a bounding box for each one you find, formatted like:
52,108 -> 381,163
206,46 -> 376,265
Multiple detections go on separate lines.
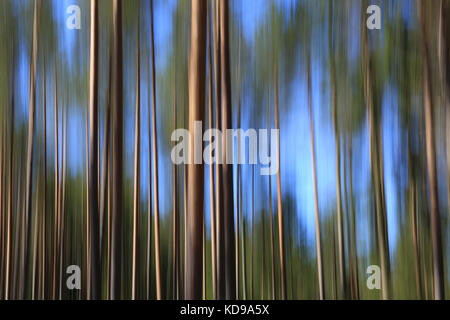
328,1 -> 346,299
52,55 -> 59,300
274,63 -> 287,300
149,0 -> 162,300
186,0 -> 206,300
213,0 -> 225,300
88,0 -> 100,300
348,134 -> 359,299
307,54 -> 325,300
146,34 -> 153,301
132,10 -> 141,300
267,89 -> 276,300
42,55 -> 47,300
172,63 -> 180,300
240,172 -> 247,300
23,0 -> 40,299
439,0 -> 450,222
0,93 -> 4,300
111,0 -> 124,300
419,0 -> 445,300
100,47 -> 112,299
58,100 -> 68,299
235,28 -> 241,300
361,0 -> 390,299
207,2 -> 217,299
4,39 -> 14,300
219,0 -> 236,300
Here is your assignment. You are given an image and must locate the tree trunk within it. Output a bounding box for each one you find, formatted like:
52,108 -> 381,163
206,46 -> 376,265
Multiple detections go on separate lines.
146,31 -> 153,302
361,1 -> 390,299
88,0 -> 100,300
219,0 -> 235,300
111,0 -> 124,300
274,64 -> 287,300
149,0 -> 162,300
5,38 -> 15,300
212,0 -> 225,300
267,89 -> 276,300
100,46 -> 112,299
23,0 -> 40,299
348,134 -> 359,299
419,0 -> 445,300
172,64 -> 180,300
132,10 -> 141,300
207,3 -> 217,299
328,2 -> 346,298
185,0 -> 206,300
307,55 -> 325,300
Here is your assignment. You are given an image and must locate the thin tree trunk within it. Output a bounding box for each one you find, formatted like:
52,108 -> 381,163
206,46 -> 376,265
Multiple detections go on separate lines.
348,134 -> 359,299
23,0 -> 39,299
219,0 -> 235,300
146,35 -> 153,302
58,101 -> 68,299
213,0 -> 225,300
173,66 -> 179,300
307,55 -> 325,300
42,54 -> 47,301
185,0 -> 206,300
207,3 -> 217,299
240,172 -> 247,300
419,0 -> 445,300
87,0 -> 100,300
132,10 -> 141,300
111,0 -> 124,300
328,2 -> 346,298
267,89 -> 276,300
32,173 -> 40,299
5,38 -> 15,300
274,63 -> 287,300
361,1 -> 390,299
100,46 -> 112,300
149,0 -> 162,300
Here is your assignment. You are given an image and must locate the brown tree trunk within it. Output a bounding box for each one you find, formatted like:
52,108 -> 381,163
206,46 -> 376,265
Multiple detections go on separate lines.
23,0 -> 40,299
4,39 -> 15,300
274,64 -> 287,300
88,0 -> 100,300
111,0 -> 124,300
149,0 -> 162,300
212,0 -> 225,300
361,1 -> 390,299
307,55 -> 325,300
267,89 -> 276,300
173,66 -> 179,300
328,3 -> 346,298
132,10 -> 141,300
185,0 -> 206,300
207,3 -> 217,299
219,0 -> 235,300
419,0 -> 445,300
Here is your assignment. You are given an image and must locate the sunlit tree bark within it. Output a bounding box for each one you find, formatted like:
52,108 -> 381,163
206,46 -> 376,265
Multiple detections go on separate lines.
419,0 -> 445,300
185,0 -> 206,300
88,0 -> 100,300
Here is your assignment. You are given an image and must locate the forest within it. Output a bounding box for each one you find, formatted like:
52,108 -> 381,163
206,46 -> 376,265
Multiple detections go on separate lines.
0,0 -> 449,300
